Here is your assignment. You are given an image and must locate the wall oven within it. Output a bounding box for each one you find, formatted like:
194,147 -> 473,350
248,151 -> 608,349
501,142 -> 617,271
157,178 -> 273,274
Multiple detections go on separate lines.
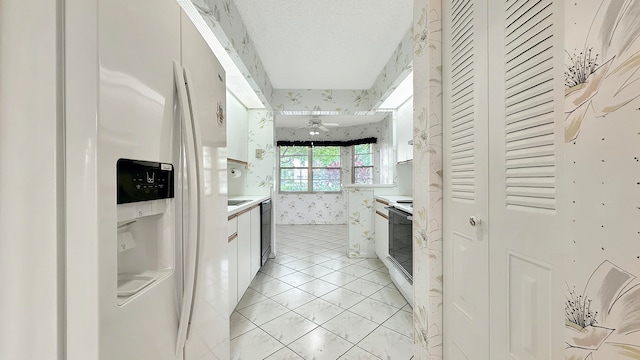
386,205 -> 413,281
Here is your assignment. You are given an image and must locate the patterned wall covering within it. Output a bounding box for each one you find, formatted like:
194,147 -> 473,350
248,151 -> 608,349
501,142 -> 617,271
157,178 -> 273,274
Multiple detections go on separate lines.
412,0 -> 443,358
370,28 -> 414,109
270,28 -> 413,114
191,0 -> 274,107
275,119 -> 393,225
191,1 -> 412,113
346,188 -> 376,258
275,192 -> 347,225
564,1 -> 640,358
272,89 -> 375,113
245,110 -> 274,196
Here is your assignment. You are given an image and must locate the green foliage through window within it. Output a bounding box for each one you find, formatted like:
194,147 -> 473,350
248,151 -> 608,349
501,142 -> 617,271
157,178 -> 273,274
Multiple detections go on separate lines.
279,146 -> 341,192
353,143 -> 374,184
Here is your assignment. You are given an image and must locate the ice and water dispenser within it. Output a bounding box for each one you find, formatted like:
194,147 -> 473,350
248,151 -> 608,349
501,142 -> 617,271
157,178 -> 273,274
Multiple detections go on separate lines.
116,159 -> 175,305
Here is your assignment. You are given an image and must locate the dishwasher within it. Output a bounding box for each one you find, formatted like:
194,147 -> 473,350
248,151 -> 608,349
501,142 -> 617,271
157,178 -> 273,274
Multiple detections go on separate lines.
260,199 -> 272,266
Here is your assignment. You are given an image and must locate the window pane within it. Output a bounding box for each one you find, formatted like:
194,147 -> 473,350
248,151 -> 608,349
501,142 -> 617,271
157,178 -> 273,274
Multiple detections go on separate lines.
280,146 -> 308,167
280,155 -> 308,167
312,168 -> 341,191
280,169 -> 308,180
354,154 -> 372,166
354,144 -> 371,154
280,179 -> 308,192
282,146 -> 308,156
354,167 -> 373,184
312,146 -> 340,167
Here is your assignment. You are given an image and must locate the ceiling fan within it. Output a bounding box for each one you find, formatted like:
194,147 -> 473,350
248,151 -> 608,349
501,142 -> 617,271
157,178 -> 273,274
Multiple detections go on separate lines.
306,116 -> 339,135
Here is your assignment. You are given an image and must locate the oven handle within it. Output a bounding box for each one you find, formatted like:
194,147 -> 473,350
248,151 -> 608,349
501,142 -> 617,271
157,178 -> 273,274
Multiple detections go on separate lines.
385,206 -> 413,221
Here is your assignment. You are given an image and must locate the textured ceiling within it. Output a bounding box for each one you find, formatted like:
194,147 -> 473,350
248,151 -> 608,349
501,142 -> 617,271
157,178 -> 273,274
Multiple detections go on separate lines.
232,0 -> 413,90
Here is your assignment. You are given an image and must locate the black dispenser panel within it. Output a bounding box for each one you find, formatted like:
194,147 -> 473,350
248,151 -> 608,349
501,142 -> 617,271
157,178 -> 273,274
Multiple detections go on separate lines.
117,159 -> 174,204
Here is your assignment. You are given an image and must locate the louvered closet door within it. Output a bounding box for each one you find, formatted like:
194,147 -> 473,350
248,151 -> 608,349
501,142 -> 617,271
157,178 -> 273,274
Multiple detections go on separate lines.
442,0 -> 490,358
487,0 -> 565,358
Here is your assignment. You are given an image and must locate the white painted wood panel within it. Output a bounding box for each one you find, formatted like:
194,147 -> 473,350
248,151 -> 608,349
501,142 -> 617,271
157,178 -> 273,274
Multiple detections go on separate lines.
488,0 -> 565,358
443,0 -> 490,357
236,211 -> 251,300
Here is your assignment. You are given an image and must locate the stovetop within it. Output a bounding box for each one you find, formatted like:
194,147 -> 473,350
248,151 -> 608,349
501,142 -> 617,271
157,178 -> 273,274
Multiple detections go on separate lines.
393,202 -> 413,214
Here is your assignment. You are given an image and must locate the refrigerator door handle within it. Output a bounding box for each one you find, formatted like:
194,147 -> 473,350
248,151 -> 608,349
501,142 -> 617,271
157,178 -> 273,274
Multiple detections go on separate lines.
183,65 -> 206,332
174,61 -> 199,356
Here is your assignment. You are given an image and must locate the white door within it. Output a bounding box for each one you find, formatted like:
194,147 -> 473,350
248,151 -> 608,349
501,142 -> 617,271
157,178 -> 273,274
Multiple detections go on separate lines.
487,1 -> 565,358
443,0 -> 490,357
444,0 -> 566,358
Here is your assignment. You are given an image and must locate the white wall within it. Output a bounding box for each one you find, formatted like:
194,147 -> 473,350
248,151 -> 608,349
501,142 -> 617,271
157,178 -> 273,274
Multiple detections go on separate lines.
0,1 -> 64,358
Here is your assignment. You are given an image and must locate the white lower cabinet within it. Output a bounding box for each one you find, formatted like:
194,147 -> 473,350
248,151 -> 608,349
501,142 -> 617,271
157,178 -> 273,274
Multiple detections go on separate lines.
236,210 -> 251,302
228,216 -> 238,316
227,203 -> 264,313
374,199 -> 389,267
228,235 -> 238,316
250,206 -> 261,279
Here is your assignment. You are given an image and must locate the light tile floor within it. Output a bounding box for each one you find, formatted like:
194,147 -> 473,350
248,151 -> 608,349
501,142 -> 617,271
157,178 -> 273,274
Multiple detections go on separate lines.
230,225 -> 414,360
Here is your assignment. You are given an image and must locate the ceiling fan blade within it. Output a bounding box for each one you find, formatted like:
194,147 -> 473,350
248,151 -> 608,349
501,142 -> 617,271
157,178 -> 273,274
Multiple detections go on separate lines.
318,125 -> 330,132
323,123 -> 339,127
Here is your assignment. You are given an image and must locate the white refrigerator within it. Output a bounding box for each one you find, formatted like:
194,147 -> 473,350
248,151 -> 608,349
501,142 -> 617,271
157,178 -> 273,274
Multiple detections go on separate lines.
62,0 -> 230,359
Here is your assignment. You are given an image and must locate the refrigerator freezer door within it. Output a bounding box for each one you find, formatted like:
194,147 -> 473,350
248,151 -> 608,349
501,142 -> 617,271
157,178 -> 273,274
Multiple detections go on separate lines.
92,0 -> 183,358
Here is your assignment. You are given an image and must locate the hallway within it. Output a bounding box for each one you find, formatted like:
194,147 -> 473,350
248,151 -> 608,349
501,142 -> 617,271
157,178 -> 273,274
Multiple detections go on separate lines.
230,225 -> 414,359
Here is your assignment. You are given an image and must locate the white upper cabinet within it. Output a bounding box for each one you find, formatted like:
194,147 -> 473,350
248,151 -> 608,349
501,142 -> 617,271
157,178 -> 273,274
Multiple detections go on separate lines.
226,91 -> 248,162
396,97 -> 413,163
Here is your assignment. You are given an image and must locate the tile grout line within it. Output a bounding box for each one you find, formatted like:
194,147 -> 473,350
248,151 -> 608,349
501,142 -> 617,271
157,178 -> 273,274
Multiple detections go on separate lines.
232,225 -> 413,359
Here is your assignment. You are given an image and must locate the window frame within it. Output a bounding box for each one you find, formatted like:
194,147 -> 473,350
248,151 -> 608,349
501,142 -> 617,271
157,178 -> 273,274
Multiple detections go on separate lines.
278,145 -> 342,193
352,143 -> 374,184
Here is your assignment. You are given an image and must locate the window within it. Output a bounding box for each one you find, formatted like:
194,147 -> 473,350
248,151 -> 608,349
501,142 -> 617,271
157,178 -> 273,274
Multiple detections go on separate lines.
279,146 -> 341,192
353,143 -> 373,184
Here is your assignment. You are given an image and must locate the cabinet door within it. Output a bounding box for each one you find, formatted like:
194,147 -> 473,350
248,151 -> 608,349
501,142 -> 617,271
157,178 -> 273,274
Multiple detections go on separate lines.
226,92 -> 248,162
250,206 -> 261,278
228,235 -> 238,315
236,212 -> 251,300
374,202 -> 390,267
396,98 -> 414,163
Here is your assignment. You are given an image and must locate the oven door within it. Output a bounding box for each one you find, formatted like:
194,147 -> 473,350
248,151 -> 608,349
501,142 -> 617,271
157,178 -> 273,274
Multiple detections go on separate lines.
386,206 -> 413,280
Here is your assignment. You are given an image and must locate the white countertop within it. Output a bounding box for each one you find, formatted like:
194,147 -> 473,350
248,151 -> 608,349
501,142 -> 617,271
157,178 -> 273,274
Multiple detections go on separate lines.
374,195 -> 412,203
227,195 -> 270,216
375,195 -> 413,214
343,184 -> 396,188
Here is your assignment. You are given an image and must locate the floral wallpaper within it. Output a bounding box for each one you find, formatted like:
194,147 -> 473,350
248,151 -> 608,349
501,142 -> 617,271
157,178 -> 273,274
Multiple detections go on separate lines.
270,27 -> 413,114
412,0 -> 443,358
245,110 -> 274,195
346,188 -> 376,258
191,2 -> 411,115
370,28 -> 414,109
564,1 -> 640,358
275,119 -> 393,225
275,193 -> 346,225
271,89 -> 375,114
191,0 -> 273,107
